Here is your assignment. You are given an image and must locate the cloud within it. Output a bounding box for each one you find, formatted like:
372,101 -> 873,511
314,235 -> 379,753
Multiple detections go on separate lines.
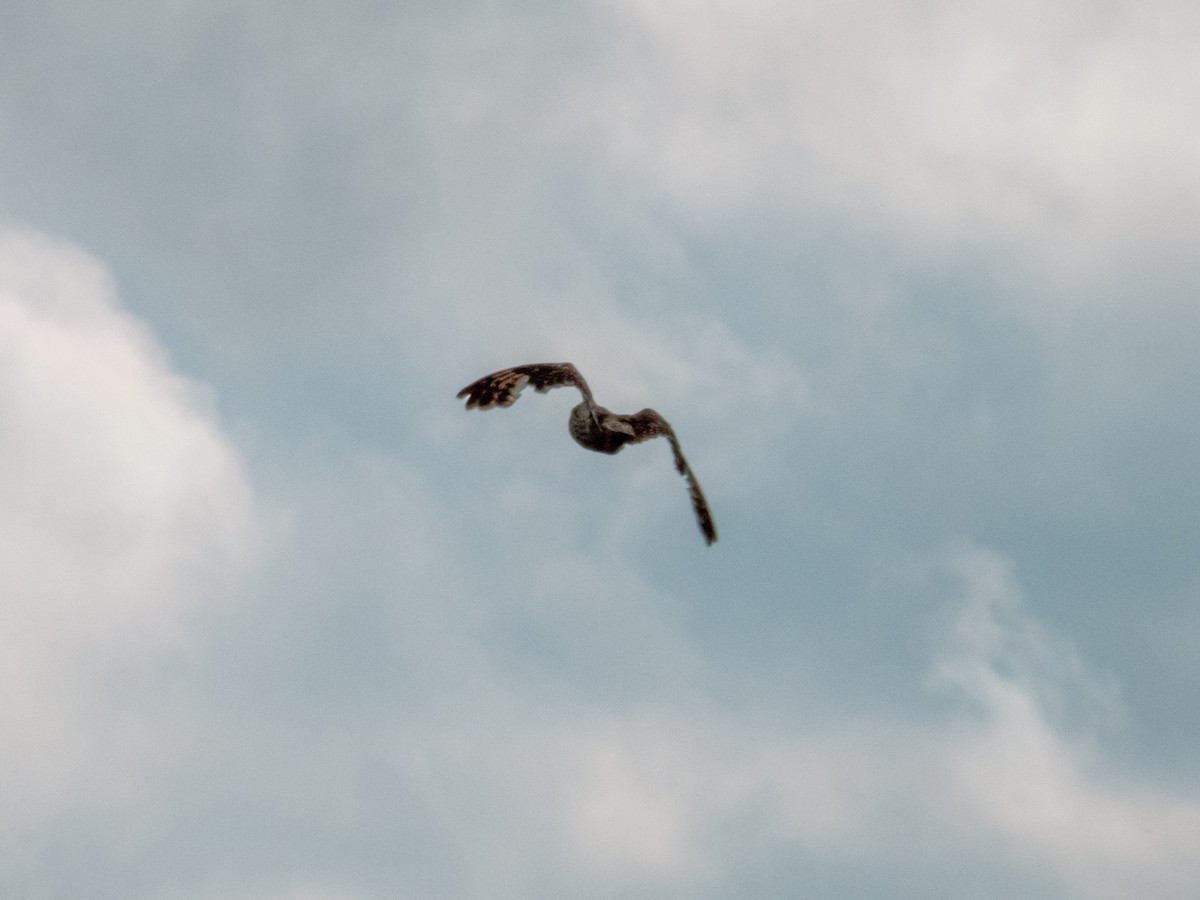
0,5 -> 1196,898
420,544 -> 1199,898
0,227 -> 257,878
241,536 -> 1192,899
603,0 -> 1200,263
929,546 -> 1200,899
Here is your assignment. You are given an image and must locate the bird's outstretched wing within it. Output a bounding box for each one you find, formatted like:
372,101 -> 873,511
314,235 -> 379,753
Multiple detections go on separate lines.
457,363 -> 595,410
624,409 -> 718,545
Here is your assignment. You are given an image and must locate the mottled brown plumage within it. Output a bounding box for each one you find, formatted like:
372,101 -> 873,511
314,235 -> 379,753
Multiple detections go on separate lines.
457,363 -> 717,545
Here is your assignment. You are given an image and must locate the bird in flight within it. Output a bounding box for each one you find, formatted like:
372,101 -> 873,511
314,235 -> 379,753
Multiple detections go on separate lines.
457,363 -> 717,545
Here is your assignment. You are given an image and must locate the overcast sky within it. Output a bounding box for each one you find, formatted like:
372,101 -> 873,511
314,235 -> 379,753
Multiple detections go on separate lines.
3,1 -> 1200,898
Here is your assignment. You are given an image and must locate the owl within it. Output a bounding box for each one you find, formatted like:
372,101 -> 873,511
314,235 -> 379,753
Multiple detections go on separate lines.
457,363 -> 717,545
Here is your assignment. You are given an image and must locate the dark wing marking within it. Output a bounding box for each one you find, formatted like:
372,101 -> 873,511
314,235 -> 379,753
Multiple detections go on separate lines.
624,409 -> 718,545
457,363 -> 595,410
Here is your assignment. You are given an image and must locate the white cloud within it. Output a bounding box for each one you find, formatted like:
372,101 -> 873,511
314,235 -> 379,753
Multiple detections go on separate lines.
930,546 -> 1200,899
0,227 -> 257,869
407,544 -> 1200,898
602,0 -> 1200,282
569,728 -> 700,874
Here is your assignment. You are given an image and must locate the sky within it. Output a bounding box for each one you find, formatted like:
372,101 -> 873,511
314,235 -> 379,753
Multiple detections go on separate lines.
2,1 -> 1199,898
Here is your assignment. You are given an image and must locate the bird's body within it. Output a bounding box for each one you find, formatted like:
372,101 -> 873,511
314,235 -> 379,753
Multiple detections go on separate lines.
569,403 -> 628,454
457,362 -> 717,545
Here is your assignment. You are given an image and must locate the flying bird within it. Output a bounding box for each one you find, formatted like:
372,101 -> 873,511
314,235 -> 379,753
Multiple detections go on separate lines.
457,363 -> 717,545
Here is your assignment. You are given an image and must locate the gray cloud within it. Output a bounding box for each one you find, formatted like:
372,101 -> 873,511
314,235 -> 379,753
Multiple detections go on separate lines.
1,1 -> 1199,897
